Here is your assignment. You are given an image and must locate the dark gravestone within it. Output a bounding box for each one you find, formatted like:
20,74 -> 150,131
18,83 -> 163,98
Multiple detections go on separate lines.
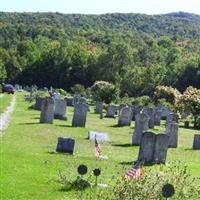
35,97 -> 44,110
153,134 -> 169,164
131,105 -> 142,121
56,137 -> 75,154
166,122 -> 179,148
95,101 -> 103,114
154,111 -> 162,126
143,107 -> 155,129
138,132 -> 156,163
64,97 -> 73,106
54,99 -> 67,120
118,106 -> 132,126
193,134 -> 200,150
106,105 -> 117,118
72,103 -> 88,127
40,97 -> 55,123
132,112 -> 150,145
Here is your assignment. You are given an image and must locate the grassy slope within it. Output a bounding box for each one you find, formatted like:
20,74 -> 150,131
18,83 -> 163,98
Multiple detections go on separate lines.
0,93 -> 199,200
0,93 -> 13,114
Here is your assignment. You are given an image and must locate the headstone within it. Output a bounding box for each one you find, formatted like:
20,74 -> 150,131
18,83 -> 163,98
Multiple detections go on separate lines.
106,105 -> 117,118
64,97 -> 73,106
95,101 -> 103,114
72,103 -> 88,127
138,132 -> 156,163
153,134 -> 169,164
54,99 -> 67,120
118,106 -> 132,126
156,104 -> 171,119
88,131 -> 109,142
165,122 -> 179,148
56,137 -> 75,154
154,110 -> 162,126
146,107 -> 155,128
193,134 -> 200,150
132,112 -> 150,145
35,97 -> 44,110
166,113 -> 179,126
131,105 -> 142,121
40,97 -> 55,123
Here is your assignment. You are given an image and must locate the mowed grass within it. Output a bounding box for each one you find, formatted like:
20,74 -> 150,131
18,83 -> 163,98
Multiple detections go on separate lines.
0,93 -> 13,114
0,93 -> 199,200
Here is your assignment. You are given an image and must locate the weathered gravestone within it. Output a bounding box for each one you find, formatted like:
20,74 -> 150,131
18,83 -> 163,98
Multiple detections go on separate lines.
35,97 -> 44,110
147,107 -> 155,128
193,134 -> 200,150
118,106 -> 132,126
132,112 -> 150,145
72,103 -> 88,127
131,105 -> 142,121
153,134 -> 169,164
106,105 -> 117,118
138,132 -> 169,164
40,97 -> 55,123
54,99 -> 67,120
56,137 -> 75,154
154,110 -> 162,126
95,101 -> 103,114
156,104 -> 171,119
166,113 -> 179,126
165,122 -> 179,148
88,131 -> 109,142
64,97 -> 73,106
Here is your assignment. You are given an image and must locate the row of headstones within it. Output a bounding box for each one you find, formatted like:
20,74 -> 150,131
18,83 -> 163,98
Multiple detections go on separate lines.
36,96 -> 89,127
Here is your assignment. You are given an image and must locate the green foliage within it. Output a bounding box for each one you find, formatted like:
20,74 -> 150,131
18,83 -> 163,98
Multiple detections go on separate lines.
35,90 -> 49,98
91,81 -> 117,104
87,163 -> 200,200
71,84 -> 86,96
56,88 -> 67,96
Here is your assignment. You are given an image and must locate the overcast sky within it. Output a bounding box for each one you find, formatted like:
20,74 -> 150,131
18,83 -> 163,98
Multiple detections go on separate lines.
0,0 -> 200,15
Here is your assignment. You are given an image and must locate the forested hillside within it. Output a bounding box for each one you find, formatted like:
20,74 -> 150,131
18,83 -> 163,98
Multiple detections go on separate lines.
0,12 -> 200,96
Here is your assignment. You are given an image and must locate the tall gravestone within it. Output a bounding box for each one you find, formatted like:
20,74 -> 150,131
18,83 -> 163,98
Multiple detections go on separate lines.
95,101 -> 103,114
118,106 -> 132,126
147,107 -> 155,128
193,134 -> 200,150
156,104 -> 171,119
132,112 -> 150,145
131,105 -> 142,121
165,122 -> 179,148
72,103 -> 88,127
154,110 -> 162,126
54,99 -> 67,120
106,105 -> 117,118
40,97 -> 55,123
166,113 -> 179,126
35,97 -> 44,110
153,134 -> 169,164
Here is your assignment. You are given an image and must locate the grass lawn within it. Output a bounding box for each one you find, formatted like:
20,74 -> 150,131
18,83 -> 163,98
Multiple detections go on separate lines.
0,93 -> 199,200
0,93 -> 13,114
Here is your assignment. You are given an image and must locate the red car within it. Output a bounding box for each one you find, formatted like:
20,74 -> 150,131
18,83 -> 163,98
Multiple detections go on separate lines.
2,84 -> 15,94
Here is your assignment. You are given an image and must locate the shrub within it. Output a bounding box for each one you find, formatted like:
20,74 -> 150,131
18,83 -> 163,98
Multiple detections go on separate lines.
71,84 -> 86,96
56,88 -> 68,96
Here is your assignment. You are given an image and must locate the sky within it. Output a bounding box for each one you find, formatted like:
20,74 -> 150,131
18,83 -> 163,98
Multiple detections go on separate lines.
0,0 -> 200,15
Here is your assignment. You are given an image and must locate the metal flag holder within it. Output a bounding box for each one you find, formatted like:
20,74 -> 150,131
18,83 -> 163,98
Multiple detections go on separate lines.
93,168 -> 101,186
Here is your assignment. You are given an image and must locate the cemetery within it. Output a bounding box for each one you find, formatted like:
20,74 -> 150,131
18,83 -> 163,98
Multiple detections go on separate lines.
0,86 -> 200,200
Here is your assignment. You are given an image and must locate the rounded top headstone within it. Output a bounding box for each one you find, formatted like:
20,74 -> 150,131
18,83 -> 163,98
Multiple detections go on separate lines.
77,164 -> 88,175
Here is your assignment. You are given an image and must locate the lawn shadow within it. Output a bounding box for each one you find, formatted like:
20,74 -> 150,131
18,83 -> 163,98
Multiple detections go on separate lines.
47,151 -> 74,156
184,148 -> 197,151
55,124 -> 72,128
112,143 -> 132,147
108,124 -> 120,128
179,125 -> 197,130
120,161 -> 134,165
18,122 -> 40,125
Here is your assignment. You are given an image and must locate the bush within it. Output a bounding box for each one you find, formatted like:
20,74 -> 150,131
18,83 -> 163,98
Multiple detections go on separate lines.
71,84 -> 86,96
56,88 -> 68,96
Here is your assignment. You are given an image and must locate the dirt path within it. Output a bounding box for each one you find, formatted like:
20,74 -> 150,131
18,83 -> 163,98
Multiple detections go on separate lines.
0,95 -> 16,136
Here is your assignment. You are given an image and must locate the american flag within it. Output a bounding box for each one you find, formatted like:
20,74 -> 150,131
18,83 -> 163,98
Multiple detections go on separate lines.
95,135 -> 102,158
125,160 -> 144,180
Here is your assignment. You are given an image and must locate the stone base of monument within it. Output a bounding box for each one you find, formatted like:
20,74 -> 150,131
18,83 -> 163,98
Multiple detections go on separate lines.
54,114 -> 67,120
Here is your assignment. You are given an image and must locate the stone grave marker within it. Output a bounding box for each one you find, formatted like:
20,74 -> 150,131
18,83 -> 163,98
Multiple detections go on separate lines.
95,101 -> 103,114
118,106 -> 132,126
88,131 -> 109,142
156,104 -> 171,119
35,97 -> 44,110
193,134 -> 200,150
54,99 -> 67,120
131,105 -> 142,121
166,113 -> 179,126
132,112 -> 150,145
106,105 -> 117,118
154,110 -> 162,126
40,97 -> 55,123
165,122 -> 179,148
72,103 -> 88,127
64,97 -> 73,106
56,137 -> 75,154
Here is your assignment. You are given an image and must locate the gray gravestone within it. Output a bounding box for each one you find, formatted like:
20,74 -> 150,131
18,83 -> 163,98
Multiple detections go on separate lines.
72,103 -> 88,127
64,97 -> 73,106
106,105 -> 117,118
154,110 -> 162,126
56,137 -> 75,154
35,97 -> 44,110
138,132 -> 156,163
153,134 -> 169,164
88,131 -> 109,142
165,122 -> 179,148
132,112 -> 150,145
118,106 -> 132,126
147,107 -> 155,128
166,113 -> 179,126
40,97 -> 55,123
95,101 -> 103,114
156,104 -> 171,119
54,99 -> 67,120
193,134 -> 200,150
131,105 -> 142,121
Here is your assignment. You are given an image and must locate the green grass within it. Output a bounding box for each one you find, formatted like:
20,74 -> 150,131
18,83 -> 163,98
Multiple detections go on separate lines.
0,93 -> 199,200
0,93 -> 13,114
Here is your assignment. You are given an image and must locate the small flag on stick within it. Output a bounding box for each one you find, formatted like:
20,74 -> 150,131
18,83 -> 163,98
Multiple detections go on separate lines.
125,160 -> 144,180
95,135 -> 102,159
